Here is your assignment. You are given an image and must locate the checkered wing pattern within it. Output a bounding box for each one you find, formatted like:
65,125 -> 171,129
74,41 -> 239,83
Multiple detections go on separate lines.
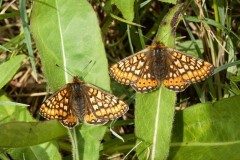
130,60 -> 160,93
82,84 -> 129,124
110,48 -> 149,85
162,48 -> 214,92
110,43 -> 214,93
39,85 -> 78,128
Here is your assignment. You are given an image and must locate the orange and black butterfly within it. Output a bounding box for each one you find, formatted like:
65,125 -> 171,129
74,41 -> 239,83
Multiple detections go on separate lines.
39,76 -> 128,128
110,42 -> 214,93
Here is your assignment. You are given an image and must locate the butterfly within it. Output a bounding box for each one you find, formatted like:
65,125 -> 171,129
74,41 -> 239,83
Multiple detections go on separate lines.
39,76 -> 129,128
109,42 -> 214,93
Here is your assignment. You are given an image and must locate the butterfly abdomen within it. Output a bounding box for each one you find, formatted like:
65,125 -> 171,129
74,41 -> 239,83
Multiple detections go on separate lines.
71,83 -> 85,121
153,47 -> 168,82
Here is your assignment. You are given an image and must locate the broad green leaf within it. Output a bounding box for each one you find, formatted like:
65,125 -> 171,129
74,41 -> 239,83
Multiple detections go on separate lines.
0,121 -> 67,147
8,141 -> 61,160
30,0 -> 110,90
30,0 -> 109,159
77,125 -> 106,160
0,86 -> 63,158
169,95 -> 240,159
0,55 -> 25,89
135,4 -> 183,160
112,0 -> 134,21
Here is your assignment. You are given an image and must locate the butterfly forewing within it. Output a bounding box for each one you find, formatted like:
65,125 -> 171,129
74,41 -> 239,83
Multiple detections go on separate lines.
110,48 -> 149,85
82,83 -> 129,124
39,86 -> 72,120
162,48 -> 214,92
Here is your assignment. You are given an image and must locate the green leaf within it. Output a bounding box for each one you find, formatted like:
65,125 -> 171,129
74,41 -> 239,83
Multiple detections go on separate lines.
30,0 -> 109,159
0,90 -> 32,124
158,0 -> 177,4
169,95 -> 240,159
77,125 -> 106,160
135,4 -> 183,160
30,0 -> 110,90
112,0 -> 134,21
19,0 -> 37,79
135,88 -> 175,159
8,141 -> 61,160
0,121 -> 67,148
0,55 -> 25,89
0,84 -> 63,159
155,3 -> 183,46
176,40 -> 204,56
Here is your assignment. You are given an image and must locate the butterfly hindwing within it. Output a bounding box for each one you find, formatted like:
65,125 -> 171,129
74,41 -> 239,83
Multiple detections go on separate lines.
131,60 -> 160,93
61,109 -> 78,127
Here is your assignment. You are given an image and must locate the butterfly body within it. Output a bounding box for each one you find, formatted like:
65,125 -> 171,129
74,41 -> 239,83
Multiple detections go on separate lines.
39,76 -> 128,128
110,43 -> 214,93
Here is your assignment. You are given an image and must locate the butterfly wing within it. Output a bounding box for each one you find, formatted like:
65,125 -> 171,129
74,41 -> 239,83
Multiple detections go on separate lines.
130,59 -> 160,93
81,83 -> 129,125
39,85 -> 78,128
110,48 -> 150,85
61,109 -> 78,128
163,48 -> 214,92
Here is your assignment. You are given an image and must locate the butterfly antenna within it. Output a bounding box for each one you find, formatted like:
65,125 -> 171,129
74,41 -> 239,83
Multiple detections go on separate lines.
154,24 -> 178,44
79,60 -> 96,79
55,64 -> 75,77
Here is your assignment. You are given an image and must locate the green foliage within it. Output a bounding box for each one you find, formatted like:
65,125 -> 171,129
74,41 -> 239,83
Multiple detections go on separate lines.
0,55 -> 25,89
135,4 -> 182,160
112,0 -> 134,21
30,0 -> 109,159
170,95 -> 240,159
0,0 -> 240,160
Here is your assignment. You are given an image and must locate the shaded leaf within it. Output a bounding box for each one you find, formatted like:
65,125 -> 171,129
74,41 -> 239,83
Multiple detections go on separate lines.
8,141 -> 61,160
159,0 -> 177,4
170,95 -> 240,159
0,121 -> 67,148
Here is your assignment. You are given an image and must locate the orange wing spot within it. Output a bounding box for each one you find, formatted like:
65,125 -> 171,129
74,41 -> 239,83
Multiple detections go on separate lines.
106,108 -> 111,114
182,74 -> 189,80
63,111 -> 67,117
193,70 -> 198,76
137,53 -> 144,59
109,114 -> 114,119
163,76 -> 188,92
62,113 -> 78,128
85,113 -> 95,122
96,110 -> 101,116
101,108 -> 107,115
187,71 -> 194,79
